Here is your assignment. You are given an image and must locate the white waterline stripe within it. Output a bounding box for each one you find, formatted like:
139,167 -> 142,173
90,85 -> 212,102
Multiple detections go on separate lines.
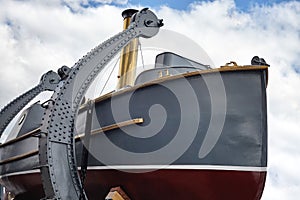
86,165 -> 267,172
1,165 -> 267,178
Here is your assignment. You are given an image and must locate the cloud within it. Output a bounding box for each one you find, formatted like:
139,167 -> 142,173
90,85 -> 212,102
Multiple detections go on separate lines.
0,0 -> 125,106
0,0 -> 300,199
62,0 -> 129,11
156,1 -> 300,199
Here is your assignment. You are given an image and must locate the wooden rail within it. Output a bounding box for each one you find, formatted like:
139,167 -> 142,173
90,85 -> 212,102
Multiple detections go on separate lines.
0,128 -> 41,148
0,118 -> 143,165
75,118 -> 144,140
0,150 -> 38,165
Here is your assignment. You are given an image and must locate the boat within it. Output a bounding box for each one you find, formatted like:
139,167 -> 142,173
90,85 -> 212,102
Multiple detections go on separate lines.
0,8 -> 269,200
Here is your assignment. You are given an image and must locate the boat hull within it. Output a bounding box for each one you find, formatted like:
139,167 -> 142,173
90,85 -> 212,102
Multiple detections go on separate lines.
0,67 -> 268,199
0,169 -> 266,200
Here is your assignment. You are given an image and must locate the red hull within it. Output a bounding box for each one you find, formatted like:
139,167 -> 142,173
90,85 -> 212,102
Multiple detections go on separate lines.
1,169 -> 266,200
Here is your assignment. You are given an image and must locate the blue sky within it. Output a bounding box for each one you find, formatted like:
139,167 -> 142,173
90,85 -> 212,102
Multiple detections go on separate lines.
233,0 -> 293,10
87,0 -> 296,11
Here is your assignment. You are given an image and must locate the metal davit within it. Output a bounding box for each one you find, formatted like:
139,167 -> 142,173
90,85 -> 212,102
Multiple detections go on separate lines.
38,8 -> 163,200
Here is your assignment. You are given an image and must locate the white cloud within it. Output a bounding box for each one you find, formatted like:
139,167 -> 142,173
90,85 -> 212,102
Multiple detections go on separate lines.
64,0 -> 129,11
0,0 -> 300,199
0,0 -> 125,106
156,1 -> 300,199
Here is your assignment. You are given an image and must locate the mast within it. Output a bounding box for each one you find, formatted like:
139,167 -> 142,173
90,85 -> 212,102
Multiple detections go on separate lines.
117,9 -> 139,89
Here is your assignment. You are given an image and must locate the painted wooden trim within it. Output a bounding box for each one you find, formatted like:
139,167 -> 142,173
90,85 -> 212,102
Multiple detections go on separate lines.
94,65 -> 269,103
0,128 -> 41,148
75,118 -> 144,140
0,150 -> 38,165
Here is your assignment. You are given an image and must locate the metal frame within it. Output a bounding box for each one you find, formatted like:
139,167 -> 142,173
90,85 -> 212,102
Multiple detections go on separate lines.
0,71 -> 60,136
38,8 -> 163,200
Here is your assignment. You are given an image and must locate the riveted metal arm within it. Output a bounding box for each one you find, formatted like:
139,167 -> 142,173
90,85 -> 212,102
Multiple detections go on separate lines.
39,8 -> 163,200
0,71 -> 60,136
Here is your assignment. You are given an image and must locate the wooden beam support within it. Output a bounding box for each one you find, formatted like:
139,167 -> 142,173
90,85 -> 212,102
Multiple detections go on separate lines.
105,187 -> 131,200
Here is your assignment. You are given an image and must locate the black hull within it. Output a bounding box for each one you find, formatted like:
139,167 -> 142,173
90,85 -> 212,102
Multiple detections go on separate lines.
0,67 -> 268,199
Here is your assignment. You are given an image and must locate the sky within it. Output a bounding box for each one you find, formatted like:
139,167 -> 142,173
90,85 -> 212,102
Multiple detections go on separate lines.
128,0 -> 289,10
0,0 -> 300,199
